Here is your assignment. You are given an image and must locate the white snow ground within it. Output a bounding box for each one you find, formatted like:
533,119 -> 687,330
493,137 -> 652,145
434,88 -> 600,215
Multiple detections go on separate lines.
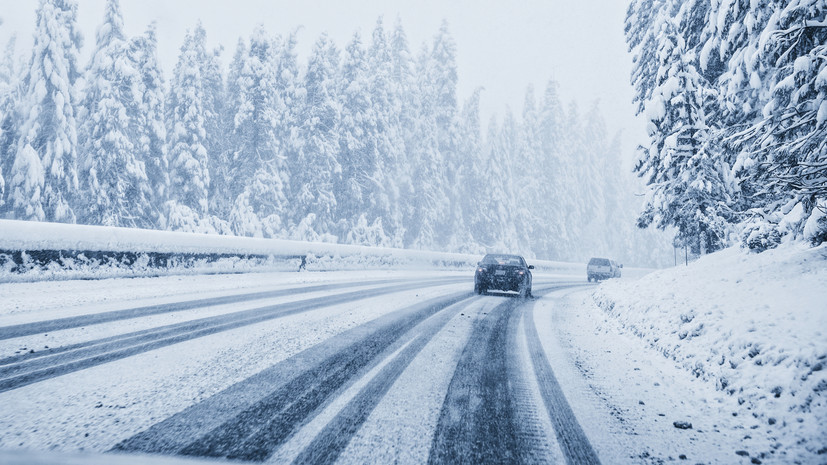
571,242 -> 827,464
1,242 -> 824,464
0,270 -> 470,454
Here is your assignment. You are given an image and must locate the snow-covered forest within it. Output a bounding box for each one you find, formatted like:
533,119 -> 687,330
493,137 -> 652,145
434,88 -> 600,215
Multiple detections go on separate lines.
626,0 -> 827,254
0,0 -> 673,267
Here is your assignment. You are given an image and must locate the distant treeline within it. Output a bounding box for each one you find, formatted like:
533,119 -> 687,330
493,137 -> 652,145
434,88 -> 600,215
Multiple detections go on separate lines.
0,0 -> 672,267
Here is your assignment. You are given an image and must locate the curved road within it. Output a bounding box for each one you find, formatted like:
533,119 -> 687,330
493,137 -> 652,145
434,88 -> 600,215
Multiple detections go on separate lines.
0,272 -> 599,464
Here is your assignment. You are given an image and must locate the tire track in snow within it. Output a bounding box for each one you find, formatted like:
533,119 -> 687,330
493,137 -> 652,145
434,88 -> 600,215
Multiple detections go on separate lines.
523,301 -> 602,465
112,291 -> 472,460
426,295 -> 523,464
288,297 -> 470,465
0,277 -> 464,342
0,280 -> 465,393
0,279 -> 390,342
427,283 -> 587,464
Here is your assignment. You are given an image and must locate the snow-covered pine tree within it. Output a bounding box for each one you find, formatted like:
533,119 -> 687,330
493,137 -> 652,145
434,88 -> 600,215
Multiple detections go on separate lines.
8,144 -> 45,221
468,113 -> 518,253
427,20 -> 460,246
451,88 -> 483,253
192,23 -> 229,222
459,90 -> 502,254
707,0 -> 773,128
221,38 -> 246,218
577,102 -> 610,258
697,0 -> 770,225
601,132 -> 629,258
513,85 -> 541,256
626,0 -> 679,114
562,101 -> 589,260
273,30 -> 304,208
497,108 -> 522,252
337,32 -> 373,238
290,33 -> 340,241
536,80 -> 570,259
368,17 -> 404,246
734,1 -> 827,247
407,42 -> 447,250
228,26 -> 287,238
389,18 -> 418,247
127,23 -> 168,229
635,21 -> 734,254
166,27 -> 211,231
12,0 -> 82,223
0,31 -> 18,210
79,0 -> 153,227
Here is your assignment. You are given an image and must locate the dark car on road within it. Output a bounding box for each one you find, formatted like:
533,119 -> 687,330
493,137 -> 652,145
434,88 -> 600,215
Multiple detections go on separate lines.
474,254 -> 534,297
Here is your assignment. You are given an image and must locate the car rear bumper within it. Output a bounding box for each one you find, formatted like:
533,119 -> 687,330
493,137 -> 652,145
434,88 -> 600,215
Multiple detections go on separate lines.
588,273 -> 613,280
476,276 -> 524,291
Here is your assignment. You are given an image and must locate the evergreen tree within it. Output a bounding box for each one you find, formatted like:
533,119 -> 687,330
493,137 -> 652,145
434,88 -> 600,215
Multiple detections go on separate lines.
536,80 -> 569,259
452,88 -> 483,253
428,20 -> 460,245
476,113 -> 520,252
8,144 -> 45,221
127,23 -> 168,228
368,17 -> 404,246
166,27 -> 210,229
626,0 -> 678,114
735,1 -> 827,246
626,0 -> 827,251
513,85 -> 541,256
192,23 -> 228,221
0,32 -> 18,210
291,33 -> 340,240
79,0 -> 151,227
220,38 -> 246,219
389,19 -> 421,248
635,21 -> 734,254
408,43 -> 446,250
274,30 -> 304,210
577,102 -> 610,258
337,32 -> 372,237
12,0 -> 82,223
497,108 -> 522,251
228,26 -> 287,237
601,132 -> 629,257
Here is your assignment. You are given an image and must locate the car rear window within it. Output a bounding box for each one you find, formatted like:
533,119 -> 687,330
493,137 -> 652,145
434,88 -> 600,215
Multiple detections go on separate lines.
482,255 -> 524,266
588,258 -> 610,266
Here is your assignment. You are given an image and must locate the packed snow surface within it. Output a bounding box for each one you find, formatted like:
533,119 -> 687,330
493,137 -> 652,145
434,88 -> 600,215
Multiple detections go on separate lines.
592,243 -> 827,463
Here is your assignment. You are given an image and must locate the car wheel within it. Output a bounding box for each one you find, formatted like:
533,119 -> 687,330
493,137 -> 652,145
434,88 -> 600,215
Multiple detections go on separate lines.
519,280 -> 529,298
475,282 -> 486,295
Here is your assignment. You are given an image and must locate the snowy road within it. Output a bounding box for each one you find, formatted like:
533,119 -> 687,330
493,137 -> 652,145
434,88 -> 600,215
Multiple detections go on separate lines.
0,271 -> 615,464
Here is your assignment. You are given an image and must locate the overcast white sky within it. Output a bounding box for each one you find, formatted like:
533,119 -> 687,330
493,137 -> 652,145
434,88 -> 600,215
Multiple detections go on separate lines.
0,0 -> 645,164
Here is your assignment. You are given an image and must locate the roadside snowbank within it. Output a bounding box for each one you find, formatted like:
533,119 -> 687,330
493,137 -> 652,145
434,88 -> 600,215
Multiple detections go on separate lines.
593,243 -> 827,462
0,219 -> 592,282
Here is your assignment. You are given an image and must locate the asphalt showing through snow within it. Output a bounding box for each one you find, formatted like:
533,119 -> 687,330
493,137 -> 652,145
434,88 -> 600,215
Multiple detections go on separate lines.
1,275 -> 600,464
0,278 -> 467,392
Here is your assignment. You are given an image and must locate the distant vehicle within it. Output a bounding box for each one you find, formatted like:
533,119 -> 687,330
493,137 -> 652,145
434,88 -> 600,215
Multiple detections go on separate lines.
474,254 -> 534,297
587,257 -> 622,282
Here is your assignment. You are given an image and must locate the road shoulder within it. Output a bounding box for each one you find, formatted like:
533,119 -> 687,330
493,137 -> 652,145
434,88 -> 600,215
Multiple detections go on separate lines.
533,287 -> 749,464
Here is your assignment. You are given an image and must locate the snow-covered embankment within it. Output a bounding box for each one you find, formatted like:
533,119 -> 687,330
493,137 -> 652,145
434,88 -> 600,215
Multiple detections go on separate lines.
592,243 -> 827,462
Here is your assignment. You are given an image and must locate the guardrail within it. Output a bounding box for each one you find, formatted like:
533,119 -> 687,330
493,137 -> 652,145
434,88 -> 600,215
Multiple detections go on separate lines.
0,220 -> 590,283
